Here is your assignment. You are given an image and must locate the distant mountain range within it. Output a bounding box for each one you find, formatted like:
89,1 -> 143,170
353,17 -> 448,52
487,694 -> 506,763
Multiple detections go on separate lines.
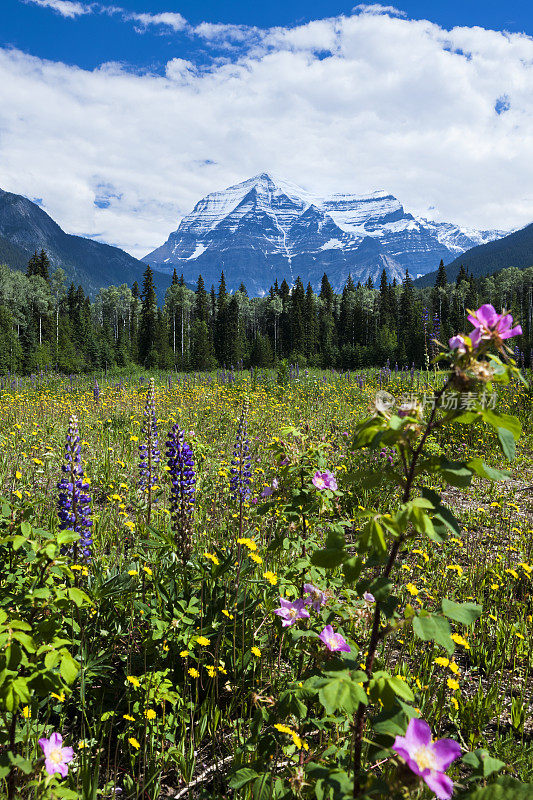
144,173 -> 504,293
415,222 -> 533,287
0,188 -> 171,297
1,178 -> 531,298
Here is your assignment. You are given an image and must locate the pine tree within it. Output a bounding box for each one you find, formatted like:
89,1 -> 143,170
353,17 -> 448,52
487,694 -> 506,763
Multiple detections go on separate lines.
436,260 -> 448,288
172,269 -> 179,286
195,275 -> 209,324
138,265 -> 158,366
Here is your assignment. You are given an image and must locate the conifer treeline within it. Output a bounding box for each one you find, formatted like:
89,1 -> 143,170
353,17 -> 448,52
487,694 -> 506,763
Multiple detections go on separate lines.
0,252 -> 532,373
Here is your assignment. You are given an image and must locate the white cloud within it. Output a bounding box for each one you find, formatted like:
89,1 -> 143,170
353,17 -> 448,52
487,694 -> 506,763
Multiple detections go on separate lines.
353,4 -> 406,17
24,0 -> 91,18
128,11 -> 188,33
2,9 -> 533,260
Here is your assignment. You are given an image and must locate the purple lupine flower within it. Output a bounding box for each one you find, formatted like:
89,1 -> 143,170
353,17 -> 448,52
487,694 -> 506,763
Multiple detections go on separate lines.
166,424 -> 196,559
230,405 -> 252,501
93,379 -> 100,403
303,583 -> 327,611
392,718 -> 461,800
312,470 -> 338,491
139,378 -> 160,490
39,732 -> 74,778
274,598 -> 310,627
58,415 -> 93,561
319,625 -> 351,652
467,304 -> 522,349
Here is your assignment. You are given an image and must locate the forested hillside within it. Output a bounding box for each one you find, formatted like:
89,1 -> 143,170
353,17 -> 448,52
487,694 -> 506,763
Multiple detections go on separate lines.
0,252 -> 531,373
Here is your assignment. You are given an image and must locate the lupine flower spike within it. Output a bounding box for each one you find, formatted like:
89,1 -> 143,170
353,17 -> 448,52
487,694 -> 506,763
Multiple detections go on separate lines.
166,424 -> 196,561
58,415 -> 93,561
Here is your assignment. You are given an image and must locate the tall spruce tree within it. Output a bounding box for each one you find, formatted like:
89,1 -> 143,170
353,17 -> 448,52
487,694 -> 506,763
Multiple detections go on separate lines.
138,265 -> 158,366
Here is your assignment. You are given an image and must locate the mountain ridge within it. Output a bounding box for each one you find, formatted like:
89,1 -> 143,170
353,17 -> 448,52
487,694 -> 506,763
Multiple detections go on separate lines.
144,173 -> 504,293
0,188 -> 172,298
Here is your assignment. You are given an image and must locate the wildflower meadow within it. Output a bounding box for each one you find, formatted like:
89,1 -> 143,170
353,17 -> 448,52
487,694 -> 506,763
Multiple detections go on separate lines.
0,305 -> 532,800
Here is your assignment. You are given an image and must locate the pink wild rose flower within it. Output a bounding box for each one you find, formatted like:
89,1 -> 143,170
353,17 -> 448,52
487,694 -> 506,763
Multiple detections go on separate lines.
273,597 -> 310,627
312,470 -> 338,491
39,732 -> 74,778
303,583 -> 327,611
319,624 -> 351,652
467,304 -> 522,349
392,718 -> 461,800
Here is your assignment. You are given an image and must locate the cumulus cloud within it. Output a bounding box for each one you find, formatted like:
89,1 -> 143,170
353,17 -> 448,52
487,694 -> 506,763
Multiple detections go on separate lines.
128,11 -> 188,33
1,9 -> 533,259
24,0 -> 92,18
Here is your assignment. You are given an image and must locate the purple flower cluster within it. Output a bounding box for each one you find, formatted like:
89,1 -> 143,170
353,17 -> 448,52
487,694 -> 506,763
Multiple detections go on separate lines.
230,406 -> 252,500
93,379 -> 100,403
57,415 -> 93,561
139,378 -> 160,490
166,424 -> 196,558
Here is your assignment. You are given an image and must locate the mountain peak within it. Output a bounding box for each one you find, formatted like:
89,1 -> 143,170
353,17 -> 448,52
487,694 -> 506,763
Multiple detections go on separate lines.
143,175 -> 504,294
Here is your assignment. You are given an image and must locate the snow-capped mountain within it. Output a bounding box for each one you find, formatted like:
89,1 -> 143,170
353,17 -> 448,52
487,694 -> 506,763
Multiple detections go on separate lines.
144,174 -> 504,294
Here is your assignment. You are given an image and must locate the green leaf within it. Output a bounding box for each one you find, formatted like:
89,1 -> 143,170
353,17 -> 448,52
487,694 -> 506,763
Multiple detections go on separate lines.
311,548 -> 346,569
60,652 -> 79,684
467,459 -> 510,482
497,427 -> 516,461
387,675 -> 414,702
252,775 -> 272,800
442,599 -> 482,626
67,587 -> 90,608
342,556 -> 363,584
439,460 -> 472,488
481,410 -> 521,440
413,612 -> 454,654
229,768 -> 259,789
313,670 -> 367,715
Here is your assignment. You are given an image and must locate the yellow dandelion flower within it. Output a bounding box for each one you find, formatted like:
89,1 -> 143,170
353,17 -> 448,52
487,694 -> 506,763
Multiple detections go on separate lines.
251,646 -> 261,657
144,709 -> 157,720
451,633 -> 470,649
128,738 -> 141,750
196,636 -> 210,646
204,552 -> 220,565
263,571 -> 278,585
406,583 -> 418,596
126,676 -> 141,688
447,678 -> 460,691
188,667 -> 200,678
123,714 -> 135,721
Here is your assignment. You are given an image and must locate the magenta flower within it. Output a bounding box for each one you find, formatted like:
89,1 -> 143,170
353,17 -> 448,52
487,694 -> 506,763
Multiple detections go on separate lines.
274,597 -> 310,627
448,335 -> 467,353
392,718 -> 461,800
312,470 -> 338,491
319,624 -> 351,652
303,583 -> 327,611
39,732 -> 74,778
467,304 -> 522,348
363,591 -> 375,604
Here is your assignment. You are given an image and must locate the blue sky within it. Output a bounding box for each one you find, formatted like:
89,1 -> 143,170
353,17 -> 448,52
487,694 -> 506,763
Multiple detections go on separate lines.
1,1 -> 533,256
3,1 -> 533,72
